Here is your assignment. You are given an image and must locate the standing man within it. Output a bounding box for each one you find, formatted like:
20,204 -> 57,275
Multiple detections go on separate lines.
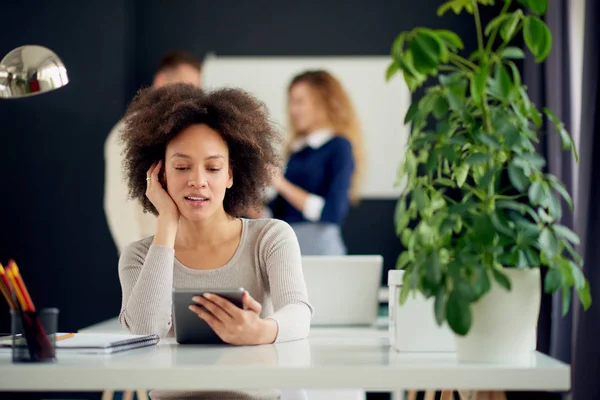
104,51 -> 202,254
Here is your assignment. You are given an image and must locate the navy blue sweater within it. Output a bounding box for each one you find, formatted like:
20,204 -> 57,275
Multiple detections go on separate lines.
269,136 -> 354,225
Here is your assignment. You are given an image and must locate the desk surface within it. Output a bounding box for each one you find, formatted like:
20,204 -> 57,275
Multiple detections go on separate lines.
0,317 -> 570,392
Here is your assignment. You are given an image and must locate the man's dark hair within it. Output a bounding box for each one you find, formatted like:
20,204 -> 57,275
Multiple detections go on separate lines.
155,51 -> 202,74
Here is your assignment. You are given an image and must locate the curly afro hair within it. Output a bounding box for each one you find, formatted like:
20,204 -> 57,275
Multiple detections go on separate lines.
120,83 -> 281,217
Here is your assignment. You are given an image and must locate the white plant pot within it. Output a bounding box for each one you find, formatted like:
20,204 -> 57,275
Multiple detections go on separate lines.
454,268 -> 541,365
388,270 -> 455,352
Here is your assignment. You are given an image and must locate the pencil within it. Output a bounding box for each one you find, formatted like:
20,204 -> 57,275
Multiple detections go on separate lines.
0,264 -> 16,310
9,261 -> 35,312
56,333 -> 75,341
0,264 -> 14,298
0,280 -> 16,310
5,266 -> 27,311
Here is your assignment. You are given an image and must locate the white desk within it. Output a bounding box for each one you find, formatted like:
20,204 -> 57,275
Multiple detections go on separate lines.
0,317 -> 570,393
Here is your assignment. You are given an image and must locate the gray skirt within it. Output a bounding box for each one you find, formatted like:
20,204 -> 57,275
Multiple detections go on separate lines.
290,223 -> 346,255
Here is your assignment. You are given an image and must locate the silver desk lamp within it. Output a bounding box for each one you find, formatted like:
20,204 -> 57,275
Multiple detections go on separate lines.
0,45 -> 69,99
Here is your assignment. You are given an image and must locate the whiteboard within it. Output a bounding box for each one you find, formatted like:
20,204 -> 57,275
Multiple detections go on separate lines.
202,55 -> 411,199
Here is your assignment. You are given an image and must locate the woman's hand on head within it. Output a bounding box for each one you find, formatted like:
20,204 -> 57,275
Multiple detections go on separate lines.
146,160 -> 180,222
147,160 -> 180,247
189,291 -> 278,345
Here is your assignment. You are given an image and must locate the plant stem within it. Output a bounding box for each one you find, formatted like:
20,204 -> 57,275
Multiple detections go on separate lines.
485,0 -> 512,54
472,0 -> 485,56
495,193 -> 527,200
439,65 -> 462,72
448,54 -> 478,71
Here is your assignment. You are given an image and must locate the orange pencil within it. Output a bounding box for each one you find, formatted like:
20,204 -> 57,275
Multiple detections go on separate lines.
5,265 -> 27,311
0,279 -> 16,310
9,261 -> 35,312
0,263 -> 14,298
56,333 -> 75,341
0,264 -> 16,309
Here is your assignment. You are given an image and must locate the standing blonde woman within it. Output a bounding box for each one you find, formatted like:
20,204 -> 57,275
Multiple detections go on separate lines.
268,70 -> 365,255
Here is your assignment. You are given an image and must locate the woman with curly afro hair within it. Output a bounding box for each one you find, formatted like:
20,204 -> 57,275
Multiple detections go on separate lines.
117,83 -> 312,357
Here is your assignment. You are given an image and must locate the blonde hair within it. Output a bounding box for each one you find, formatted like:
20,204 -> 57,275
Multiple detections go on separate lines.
286,70 -> 365,203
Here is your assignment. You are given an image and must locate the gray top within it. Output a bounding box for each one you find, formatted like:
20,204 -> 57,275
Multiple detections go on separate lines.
118,218 -> 313,343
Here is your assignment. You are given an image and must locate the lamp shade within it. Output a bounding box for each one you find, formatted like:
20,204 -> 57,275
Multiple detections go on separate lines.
0,45 -> 69,99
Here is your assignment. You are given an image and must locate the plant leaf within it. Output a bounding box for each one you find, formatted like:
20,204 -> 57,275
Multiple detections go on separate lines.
544,107 -> 579,162
413,187 -> 427,212
474,268 -> 491,299
472,215 -> 495,247
433,96 -> 450,119
465,153 -> 490,165
409,31 -> 442,74
471,64 -> 489,104
404,103 -> 420,124
400,228 -> 413,247
479,168 -> 496,189
399,270 -> 412,305
577,281 -> 592,310
426,251 -> 442,286
484,14 -> 510,36
517,0 -> 548,15
396,251 -> 411,270
434,287 -> 446,326
539,227 -> 559,258
564,241 -> 584,266
446,291 -> 472,336
501,47 -> 526,59
500,10 -> 522,42
477,133 -> 501,149
544,268 -> 563,293
441,217 -> 457,236
494,63 -> 513,101
508,164 -> 529,192
391,32 -> 406,61
523,16 -> 552,63
554,225 -> 580,245
528,181 -> 544,204
397,50 -> 427,91
444,77 -> 468,111
436,29 -> 464,51
548,177 -> 574,210
455,163 -> 469,187
507,61 -> 522,88
492,268 -> 512,291
386,62 -> 400,82
570,261 -> 586,290
394,197 -> 409,235
438,0 -> 472,16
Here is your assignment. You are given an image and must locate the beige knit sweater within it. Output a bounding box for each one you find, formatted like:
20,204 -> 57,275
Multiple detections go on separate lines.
118,218 -> 313,343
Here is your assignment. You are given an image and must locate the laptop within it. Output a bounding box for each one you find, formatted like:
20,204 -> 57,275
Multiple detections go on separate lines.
302,255 -> 383,326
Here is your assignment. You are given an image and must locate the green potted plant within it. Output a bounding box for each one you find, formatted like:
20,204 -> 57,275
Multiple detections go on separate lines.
386,0 -> 591,363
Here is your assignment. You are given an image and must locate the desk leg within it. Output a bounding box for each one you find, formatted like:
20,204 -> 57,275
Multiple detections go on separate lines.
101,391 -> 114,400
391,391 -> 406,400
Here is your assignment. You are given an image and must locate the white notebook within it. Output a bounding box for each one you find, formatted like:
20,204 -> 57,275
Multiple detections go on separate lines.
0,332 -> 160,354
56,333 -> 160,354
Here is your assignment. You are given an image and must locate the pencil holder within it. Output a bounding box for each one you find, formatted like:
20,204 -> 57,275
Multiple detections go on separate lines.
10,307 -> 59,363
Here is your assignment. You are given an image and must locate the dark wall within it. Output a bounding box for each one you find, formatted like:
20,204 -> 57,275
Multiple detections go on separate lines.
0,0 -> 129,333
0,0 -> 497,334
